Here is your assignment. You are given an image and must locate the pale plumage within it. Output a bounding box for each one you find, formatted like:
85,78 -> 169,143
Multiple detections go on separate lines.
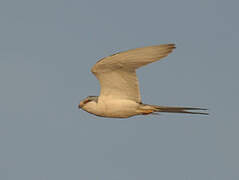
79,44 -> 208,118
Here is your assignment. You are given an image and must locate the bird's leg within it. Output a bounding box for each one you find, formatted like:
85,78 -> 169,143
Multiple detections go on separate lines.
141,109 -> 154,115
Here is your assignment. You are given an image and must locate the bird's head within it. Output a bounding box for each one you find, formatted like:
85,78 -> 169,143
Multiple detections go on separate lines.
78,96 -> 98,110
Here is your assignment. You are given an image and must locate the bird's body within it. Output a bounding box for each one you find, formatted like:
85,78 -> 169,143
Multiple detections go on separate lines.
83,97 -> 140,118
79,44 -> 208,118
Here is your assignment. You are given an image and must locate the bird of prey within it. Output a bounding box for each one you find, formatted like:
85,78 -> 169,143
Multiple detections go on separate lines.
78,44 -> 208,118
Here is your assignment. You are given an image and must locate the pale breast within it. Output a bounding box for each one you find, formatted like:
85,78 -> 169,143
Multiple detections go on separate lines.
97,97 -> 140,118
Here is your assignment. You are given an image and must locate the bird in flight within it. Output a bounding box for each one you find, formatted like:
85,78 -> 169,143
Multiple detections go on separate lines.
78,44 -> 208,118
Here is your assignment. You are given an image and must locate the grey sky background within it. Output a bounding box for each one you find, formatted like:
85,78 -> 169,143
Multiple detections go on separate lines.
0,0 -> 238,179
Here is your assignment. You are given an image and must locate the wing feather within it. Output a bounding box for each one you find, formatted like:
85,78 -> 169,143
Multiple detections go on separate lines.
91,44 -> 175,102
95,69 -> 141,102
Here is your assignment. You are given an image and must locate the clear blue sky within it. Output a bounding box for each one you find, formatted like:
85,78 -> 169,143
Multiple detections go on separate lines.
0,0 -> 238,179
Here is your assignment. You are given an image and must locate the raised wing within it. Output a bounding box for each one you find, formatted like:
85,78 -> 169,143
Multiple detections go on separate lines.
91,44 -> 175,102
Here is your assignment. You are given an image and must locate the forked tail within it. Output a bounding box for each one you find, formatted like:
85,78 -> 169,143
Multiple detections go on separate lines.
139,104 -> 209,115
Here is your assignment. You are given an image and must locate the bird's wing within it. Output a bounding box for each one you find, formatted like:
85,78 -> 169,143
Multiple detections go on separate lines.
91,44 -> 175,102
